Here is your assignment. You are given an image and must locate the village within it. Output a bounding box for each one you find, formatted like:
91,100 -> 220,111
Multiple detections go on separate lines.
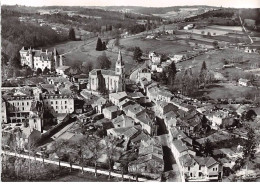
2,1 -> 260,182
2,34 -> 260,181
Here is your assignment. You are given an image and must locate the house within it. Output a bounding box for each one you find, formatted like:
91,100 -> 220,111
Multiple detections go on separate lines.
1,99 -> 7,124
238,78 -> 251,86
39,84 -> 57,94
72,73 -> 88,84
137,67 -> 151,83
46,77 -> 69,86
212,110 -> 233,128
118,98 -> 135,110
163,111 -> 178,129
156,101 -> 178,117
111,114 -> 135,128
135,111 -> 155,135
157,90 -> 173,103
42,94 -> 74,114
184,24 -> 194,30
92,97 -> 108,114
56,66 -> 71,78
128,153 -> 164,179
149,51 -> 161,64
125,104 -> 146,118
127,92 -> 146,104
88,51 -> 125,93
139,137 -> 163,156
170,139 -> 196,159
140,78 -> 152,94
179,154 -> 223,181
103,105 -> 121,120
109,91 -> 128,106
170,55 -> 184,63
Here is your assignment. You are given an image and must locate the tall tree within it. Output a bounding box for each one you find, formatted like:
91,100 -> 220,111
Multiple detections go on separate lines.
133,47 -> 142,62
168,61 -> 177,88
203,139 -> 213,157
87,136 -> 103,177
96,37 -> 103,51
96,52 -> 111,69
200,61 -> 207,88
69,27 -> 76,41
105,136 -> 118,179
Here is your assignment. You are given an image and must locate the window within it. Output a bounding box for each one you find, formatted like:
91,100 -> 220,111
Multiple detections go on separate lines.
65,106 -> 67,109
61,106 -> 63,109
65,101 -> 67,104
199,166 -> 201,170
188,167 -> 190,171
56,101 -> 58,104
22,102 -> 24,106
117,68 -> 119,72
17,102 -> 19,106
51,101 -> 53,105
56,106 -> 58,109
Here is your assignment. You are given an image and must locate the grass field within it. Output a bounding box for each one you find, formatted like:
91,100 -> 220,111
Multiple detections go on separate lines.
203,82 -> 255,100
46,38 -> 139,75
119,37 -> 192,55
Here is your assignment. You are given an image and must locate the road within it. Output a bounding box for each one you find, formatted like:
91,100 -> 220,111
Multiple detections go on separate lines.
3,150 -> 155,182
238,15 -> 253,44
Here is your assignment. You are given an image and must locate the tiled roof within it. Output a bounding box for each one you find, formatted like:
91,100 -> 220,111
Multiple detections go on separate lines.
89,69 -> 118,76
127,92 -> 145,98
56,66 -> 71,71
109,91 -> 128,100
128,104 -> 145,114
103,105 -> 119,112
73,73 -> 88,79
136,111 -> 153,126
172,140 -> 190,153
123,126 -> 139,139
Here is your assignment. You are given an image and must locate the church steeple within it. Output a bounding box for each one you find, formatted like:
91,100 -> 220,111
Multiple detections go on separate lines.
115,50 -> 125,76
117,50 -> 124,66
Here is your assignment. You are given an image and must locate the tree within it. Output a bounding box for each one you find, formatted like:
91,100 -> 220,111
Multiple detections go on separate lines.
36,68 -> 42,76
207,32 -> 211,36
96,37 -> 103,51
201,31 -> 205,35
87,136 -> 103,177
102,41 -> 106,50
212,41 -> 219,49
133,47 -> 142,62
199,61 -> 207,88
25,67 -> 33,77
105,136 -> 118,179
69,27 -> 76,41
96,52 -> 111,69
168,61 -> 177,88
242,126 -> 257,173
203,139 -> 213,157
43,67 -> 50,75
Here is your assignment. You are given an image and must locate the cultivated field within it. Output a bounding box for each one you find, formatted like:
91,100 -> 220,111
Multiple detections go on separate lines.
179,28 -> 229,36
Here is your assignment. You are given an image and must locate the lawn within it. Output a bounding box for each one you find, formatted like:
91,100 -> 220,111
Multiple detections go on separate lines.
119,37 -> 192,55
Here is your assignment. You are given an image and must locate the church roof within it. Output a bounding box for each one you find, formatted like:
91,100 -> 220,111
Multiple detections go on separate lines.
89,69 -> 118,77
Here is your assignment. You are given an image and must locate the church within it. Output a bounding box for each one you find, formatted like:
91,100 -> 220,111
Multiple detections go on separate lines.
88,50 -> 125,93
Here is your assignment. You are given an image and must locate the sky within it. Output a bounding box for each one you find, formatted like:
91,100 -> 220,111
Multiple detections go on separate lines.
1,0 -> 260,8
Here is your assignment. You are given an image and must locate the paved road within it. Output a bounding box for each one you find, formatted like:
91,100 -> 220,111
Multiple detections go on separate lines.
3,151 -> 155,182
